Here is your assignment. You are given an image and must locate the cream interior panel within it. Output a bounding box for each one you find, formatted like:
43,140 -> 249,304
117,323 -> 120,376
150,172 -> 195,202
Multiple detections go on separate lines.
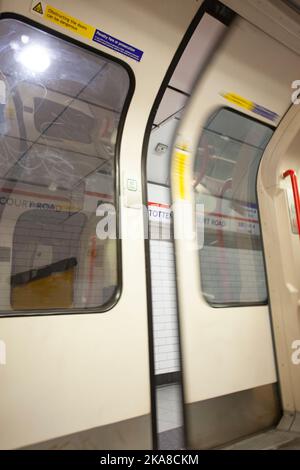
223,0 -> 300,55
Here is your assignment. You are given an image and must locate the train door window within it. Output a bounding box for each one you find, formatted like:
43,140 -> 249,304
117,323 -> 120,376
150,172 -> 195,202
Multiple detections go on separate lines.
193,108 -> 273,305
0,18 -> 131,313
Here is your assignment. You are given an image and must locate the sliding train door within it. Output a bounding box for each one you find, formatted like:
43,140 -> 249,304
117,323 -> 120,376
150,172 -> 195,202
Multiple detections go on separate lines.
0,0 -> 200,449
171,14 -> 300,448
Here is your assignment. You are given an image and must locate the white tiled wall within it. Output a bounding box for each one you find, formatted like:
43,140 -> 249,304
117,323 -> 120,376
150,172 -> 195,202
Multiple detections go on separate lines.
148,183 -> 180,376
150,239 -> 180,375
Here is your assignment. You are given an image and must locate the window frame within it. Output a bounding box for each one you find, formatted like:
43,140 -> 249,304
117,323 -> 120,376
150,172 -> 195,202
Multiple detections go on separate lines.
194,106 -> 275,309
0,12 -> 135,317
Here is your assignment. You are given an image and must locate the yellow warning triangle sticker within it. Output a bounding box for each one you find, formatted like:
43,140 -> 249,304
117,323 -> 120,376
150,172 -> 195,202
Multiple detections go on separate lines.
33,2 -> 43,14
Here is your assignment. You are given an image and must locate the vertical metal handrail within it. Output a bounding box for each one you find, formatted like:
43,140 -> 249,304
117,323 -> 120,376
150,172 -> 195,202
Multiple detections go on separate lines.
283,169 -> 300,236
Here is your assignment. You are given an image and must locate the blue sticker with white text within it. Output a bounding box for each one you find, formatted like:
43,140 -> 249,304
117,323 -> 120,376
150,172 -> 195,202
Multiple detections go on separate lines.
93,29 -> 143,62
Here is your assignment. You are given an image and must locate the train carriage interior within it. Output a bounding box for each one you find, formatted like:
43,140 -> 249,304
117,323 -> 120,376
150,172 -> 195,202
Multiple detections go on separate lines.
0,0 -> 300,454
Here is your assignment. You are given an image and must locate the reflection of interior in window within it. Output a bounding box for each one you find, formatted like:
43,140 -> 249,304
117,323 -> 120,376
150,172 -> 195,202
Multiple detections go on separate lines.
11,211 -> 82,310
0,18 -> 130,313
194,109 -> 273,305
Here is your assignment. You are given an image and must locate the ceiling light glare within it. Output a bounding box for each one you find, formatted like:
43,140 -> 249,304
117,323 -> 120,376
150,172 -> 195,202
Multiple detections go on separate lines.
17,45 -> 51,73
21,35 -> 30,44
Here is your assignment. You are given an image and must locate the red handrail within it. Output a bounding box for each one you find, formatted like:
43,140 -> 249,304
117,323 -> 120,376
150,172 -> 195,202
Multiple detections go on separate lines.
283,169 -> 300,236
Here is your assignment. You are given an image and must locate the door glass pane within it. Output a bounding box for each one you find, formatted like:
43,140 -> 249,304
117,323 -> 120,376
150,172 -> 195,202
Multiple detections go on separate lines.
193,108 -> 273,305
0,18 -> 131,313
